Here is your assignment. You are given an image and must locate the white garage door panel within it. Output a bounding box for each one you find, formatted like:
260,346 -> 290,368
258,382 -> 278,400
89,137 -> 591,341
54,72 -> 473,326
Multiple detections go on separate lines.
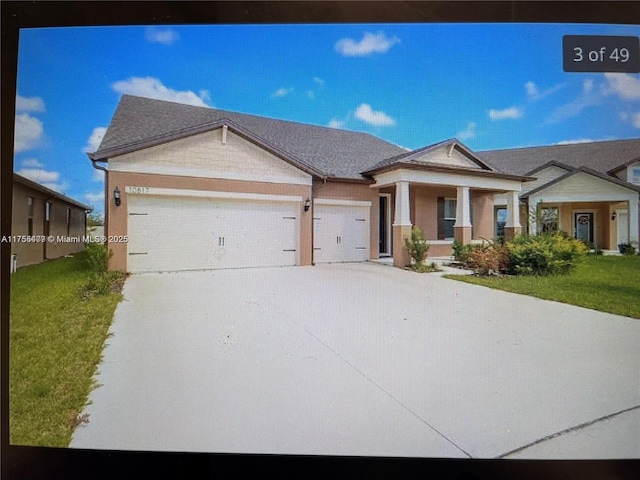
313,203 -> 369,263
128,195 -> 298,273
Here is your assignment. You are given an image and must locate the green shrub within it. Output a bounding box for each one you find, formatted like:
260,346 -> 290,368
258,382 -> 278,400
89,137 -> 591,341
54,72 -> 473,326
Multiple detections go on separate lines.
507,233 -> 588,276
452,239 -> 473,263
81,243 -> 122,297
404,226 -> 430,270
618,242 -> 637,255
85,242 -> 112,274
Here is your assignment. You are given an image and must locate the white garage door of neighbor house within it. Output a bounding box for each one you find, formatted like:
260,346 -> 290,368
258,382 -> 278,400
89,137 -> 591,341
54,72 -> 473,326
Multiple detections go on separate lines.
127,195 -> 299,273
313,202 -> 370,263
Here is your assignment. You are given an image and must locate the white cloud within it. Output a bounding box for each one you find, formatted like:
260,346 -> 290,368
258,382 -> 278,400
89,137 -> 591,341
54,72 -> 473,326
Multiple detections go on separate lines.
354,103 -> 395,126
83,127 -> 107,153
313,77 -> 325,87
112,77 -> 211,107
14,113 -> 44,152
603,73 -> 640,100
271,87 -> 293,98
16,95 -> 45,113
21,158 -> 44,168
545,79 -> 602,125
145,27 -> 180,45
17,168 -> 59,183
488,107 -> 523,120
456,122 -> 476,140
92,168 -> 105,182
328,118 -> 345,129
525,81 -> 564,101
525,81 -> 539,98
85,191 -> 105,204
307,90 -> 314,100
632,112 -> 640,129
555,138 -> 596,145
17,167 -> 67,192
335,31 -> 400,57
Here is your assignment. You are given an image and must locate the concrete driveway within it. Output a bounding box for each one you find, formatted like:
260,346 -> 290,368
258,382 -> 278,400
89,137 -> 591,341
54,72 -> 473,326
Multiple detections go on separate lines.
70,263 -> 640,458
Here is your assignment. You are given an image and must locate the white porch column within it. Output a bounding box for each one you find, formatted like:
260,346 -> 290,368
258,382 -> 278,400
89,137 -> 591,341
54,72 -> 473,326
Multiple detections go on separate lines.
505,190 -> 523,239
630,198 -> 639,245
455,186 -> 472,227
393,181 -> 411,226
453,186 -> 472,243
392,181 -> 412,267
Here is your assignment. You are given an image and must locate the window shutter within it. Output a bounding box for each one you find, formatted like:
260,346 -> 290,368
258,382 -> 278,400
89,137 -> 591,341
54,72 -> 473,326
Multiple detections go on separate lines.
437,197 -> 445,240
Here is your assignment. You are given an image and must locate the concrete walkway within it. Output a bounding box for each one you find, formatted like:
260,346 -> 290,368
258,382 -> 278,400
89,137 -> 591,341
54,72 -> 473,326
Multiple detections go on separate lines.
71,262 -> 640,458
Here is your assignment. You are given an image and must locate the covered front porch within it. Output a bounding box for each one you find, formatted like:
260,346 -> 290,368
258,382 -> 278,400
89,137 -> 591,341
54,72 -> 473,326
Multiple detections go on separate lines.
523,199 -> 639,251
374,177 -> 525,268
364,139 -> 531,268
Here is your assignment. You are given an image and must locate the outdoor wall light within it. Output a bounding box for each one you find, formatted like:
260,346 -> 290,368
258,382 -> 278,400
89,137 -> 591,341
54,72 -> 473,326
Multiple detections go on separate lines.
304,197 -> 311,212
114,186 -> 121,206
611,211 -> 617,221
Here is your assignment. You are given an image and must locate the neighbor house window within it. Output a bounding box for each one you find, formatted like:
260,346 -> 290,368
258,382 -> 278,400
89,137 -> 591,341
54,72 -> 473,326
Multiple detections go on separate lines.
444,198 -> 456,239
66,208 -> 71,236
27,197 -> 34,236
632,167 -> 640,185
539,207 -> 559,233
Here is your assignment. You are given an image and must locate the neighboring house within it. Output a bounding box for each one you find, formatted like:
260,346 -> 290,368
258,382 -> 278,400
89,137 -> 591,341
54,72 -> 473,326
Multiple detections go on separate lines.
89,95 -> 530,273
480,140 -> 640,252
11,173 -> 91,269
89,95 -> 640,272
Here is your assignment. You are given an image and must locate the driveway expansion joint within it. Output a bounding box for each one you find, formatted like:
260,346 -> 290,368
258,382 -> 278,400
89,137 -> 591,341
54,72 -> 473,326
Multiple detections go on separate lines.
285,313 -> 473,459
495,403 -> 640,459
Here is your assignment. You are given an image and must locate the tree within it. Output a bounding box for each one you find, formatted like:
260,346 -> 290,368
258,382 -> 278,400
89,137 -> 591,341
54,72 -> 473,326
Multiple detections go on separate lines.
87,212 -> 104,227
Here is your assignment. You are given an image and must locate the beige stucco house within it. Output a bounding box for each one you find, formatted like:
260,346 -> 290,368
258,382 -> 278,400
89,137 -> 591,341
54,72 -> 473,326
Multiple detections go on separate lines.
11,173 -> 91,269
482,141 -> 640,252
89,95 -> 639,274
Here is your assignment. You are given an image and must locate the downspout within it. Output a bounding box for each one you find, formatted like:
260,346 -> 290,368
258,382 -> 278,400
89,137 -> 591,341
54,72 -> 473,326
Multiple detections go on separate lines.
90,157 -> 109,242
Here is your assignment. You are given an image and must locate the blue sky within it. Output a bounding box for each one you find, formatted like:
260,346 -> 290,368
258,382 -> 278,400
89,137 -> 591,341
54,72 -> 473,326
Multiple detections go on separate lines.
13,22 -> 640,214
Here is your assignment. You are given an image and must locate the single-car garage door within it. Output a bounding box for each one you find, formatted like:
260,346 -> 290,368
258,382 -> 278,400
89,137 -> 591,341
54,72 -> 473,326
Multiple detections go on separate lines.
127,194 -> 299,273
313,200 -> 370,263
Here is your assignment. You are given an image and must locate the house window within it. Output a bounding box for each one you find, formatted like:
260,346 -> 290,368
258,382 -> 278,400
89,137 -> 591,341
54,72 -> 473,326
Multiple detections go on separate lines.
539,207 -> 559,233
27,197 -> 34,236
495,207 -> 507,238
45,202 -> 52,222
444,198 -> 456,239
66,208 -> 71,236
632,167 -> 640,185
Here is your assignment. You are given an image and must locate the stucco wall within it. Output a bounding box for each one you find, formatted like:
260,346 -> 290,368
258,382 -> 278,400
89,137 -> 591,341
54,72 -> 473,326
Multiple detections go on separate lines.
410,185 -> 494,241
11,181 -> 87,268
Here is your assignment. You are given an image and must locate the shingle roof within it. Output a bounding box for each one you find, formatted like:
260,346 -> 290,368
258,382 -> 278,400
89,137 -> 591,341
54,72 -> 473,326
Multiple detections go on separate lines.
93,95 -> 407,180
93,96 -> 640,184
477,139 -> 640,176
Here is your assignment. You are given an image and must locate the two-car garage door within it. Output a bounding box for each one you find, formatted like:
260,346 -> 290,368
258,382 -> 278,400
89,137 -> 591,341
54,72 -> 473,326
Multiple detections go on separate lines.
127,194 -> 299,273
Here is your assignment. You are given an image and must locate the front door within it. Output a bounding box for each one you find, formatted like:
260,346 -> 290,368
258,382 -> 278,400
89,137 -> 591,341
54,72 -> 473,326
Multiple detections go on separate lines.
617,209 -> 629,245
574,212 -> 594,244
379,195 -> 391,256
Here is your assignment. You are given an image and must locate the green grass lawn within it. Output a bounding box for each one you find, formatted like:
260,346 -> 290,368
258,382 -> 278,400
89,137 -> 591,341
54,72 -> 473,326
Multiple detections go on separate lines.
445,255 -> 640,319
9,252 -> 123,447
